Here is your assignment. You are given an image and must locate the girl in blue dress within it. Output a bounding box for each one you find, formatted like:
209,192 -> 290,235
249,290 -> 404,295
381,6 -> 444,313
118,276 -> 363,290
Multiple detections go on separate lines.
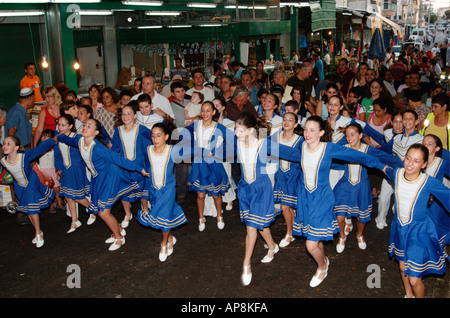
333,123 -> 402,253
57,118 -> 148,251
137,123 -> 188,262
1,136 -> 56,248
385,144 -> 449,298
111,105 -> 152,229
293,116 -> 386,288
185,101 -> 231,232
422,134 -> 450,246
54,114 -> 90,234
273,112 -> 303,248
234,112 -> 300,286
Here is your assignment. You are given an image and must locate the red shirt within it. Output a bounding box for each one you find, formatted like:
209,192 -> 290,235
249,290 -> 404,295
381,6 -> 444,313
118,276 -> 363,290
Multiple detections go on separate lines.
391,62 -> 407,81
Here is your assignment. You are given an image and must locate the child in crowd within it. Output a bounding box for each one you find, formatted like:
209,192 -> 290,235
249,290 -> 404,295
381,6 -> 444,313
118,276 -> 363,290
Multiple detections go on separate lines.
136,94 -> 164,130
185,91 -> 204,126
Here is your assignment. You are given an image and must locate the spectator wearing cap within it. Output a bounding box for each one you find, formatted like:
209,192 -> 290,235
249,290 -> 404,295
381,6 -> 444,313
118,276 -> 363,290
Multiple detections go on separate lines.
186,68 -> 215,102
225,84 -> 258,121
20,62 -> 43,102
5,88 -> 34,148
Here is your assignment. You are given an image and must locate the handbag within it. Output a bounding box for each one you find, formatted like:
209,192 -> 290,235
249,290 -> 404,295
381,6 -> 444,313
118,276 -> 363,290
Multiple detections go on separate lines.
32,163 -> 55,188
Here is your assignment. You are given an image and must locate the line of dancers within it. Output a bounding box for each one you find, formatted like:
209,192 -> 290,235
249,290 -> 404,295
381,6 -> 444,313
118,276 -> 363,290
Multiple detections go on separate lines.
1,95 -> 449,298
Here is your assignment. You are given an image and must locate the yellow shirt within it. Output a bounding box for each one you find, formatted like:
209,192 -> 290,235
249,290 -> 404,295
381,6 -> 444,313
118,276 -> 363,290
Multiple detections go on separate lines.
20,75 -> 43,101
424,122 -> 448,150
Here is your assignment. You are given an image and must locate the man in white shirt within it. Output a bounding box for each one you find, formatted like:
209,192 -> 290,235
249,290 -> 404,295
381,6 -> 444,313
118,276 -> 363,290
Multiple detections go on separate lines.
431,43 -> 440,57
186,68 -> 215,102
131,74 -> 175,123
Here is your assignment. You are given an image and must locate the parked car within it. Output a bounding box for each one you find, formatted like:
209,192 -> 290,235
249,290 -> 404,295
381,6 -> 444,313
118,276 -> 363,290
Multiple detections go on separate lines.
410,28 -> 426,42
392,45 -> 401,61
402,42 -> 424,51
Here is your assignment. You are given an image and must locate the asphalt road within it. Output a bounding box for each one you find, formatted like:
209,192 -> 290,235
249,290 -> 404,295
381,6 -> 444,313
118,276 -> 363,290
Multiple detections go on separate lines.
0,189 -> 448,305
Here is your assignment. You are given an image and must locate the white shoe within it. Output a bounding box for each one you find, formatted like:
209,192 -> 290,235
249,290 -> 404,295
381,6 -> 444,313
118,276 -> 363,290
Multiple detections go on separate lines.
357,235 -> 367,250
225,202 -> 233,211
261,244 -> 279,263
121,214 -> 133,229
279,234 -> 295,248
309,257 -> 329,288
344,218 -> 353,236
167,236 -> 177,256
241,265 -> 252,286
66,220 -> 82,234
217,216 -> 225,230
159,244 -> 168,262
87,214 -> 96,225
198,218 -> 206,232
35,232 -> 44,248
105,228 -> 126,243
32,231 -> 43,244
376,221 -> 387,230
108,236 -> 125,251
336,237 -> 346,253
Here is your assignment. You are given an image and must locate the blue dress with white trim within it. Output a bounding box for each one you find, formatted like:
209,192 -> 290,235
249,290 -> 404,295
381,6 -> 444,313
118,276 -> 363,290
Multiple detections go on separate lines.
110,123 -> 152,202
236,137 -> 300,230
386,167 -> 450,278
185,120 -> 232,196
333,144 -> 403,222
54,132 -> 90,200
137,144 -> 188,232
0,139 -> 55,214
425,149 -> 450,246
273,131 -> 303,208
57,134 -> 144,214
293,141 -> 385,241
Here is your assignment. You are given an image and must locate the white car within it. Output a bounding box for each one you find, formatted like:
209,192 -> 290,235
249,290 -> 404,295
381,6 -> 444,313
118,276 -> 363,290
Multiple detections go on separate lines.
392,45 -> 401,61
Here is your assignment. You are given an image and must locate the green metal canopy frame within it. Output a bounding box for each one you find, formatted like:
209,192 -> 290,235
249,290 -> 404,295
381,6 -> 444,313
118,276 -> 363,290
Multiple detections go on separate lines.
310,0 -> 336,32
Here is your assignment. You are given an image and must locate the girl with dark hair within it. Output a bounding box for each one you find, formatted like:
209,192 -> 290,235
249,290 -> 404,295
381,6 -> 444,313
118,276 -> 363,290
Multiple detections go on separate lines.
110,105 -> 152,229
293,116 -> 386,287
333,123 -> 402,253
1,135 -> 56,248
422,134 -> 450,247
273,112 -> 303,248
316,83 -> 340,119
137,122 -> 188,262
57,118 -> 148,251
54,114 -> 91,234
384,144 -> 449,298
234,112 -> 300,286
185,101 -> 232,232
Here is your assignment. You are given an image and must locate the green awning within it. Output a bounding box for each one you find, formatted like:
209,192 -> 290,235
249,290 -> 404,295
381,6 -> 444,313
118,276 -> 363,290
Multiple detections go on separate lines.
310,0 -> 336,32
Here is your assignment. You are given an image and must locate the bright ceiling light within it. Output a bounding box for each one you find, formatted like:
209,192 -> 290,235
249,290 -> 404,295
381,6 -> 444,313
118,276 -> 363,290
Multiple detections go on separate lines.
187,2 -> 217,8
79,10 -> 113,16
145,11 -> 181,16
137,25 -> 163,29
167,25 -> 191,28
122,1 -> 163,6
0,10 -> 45,17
